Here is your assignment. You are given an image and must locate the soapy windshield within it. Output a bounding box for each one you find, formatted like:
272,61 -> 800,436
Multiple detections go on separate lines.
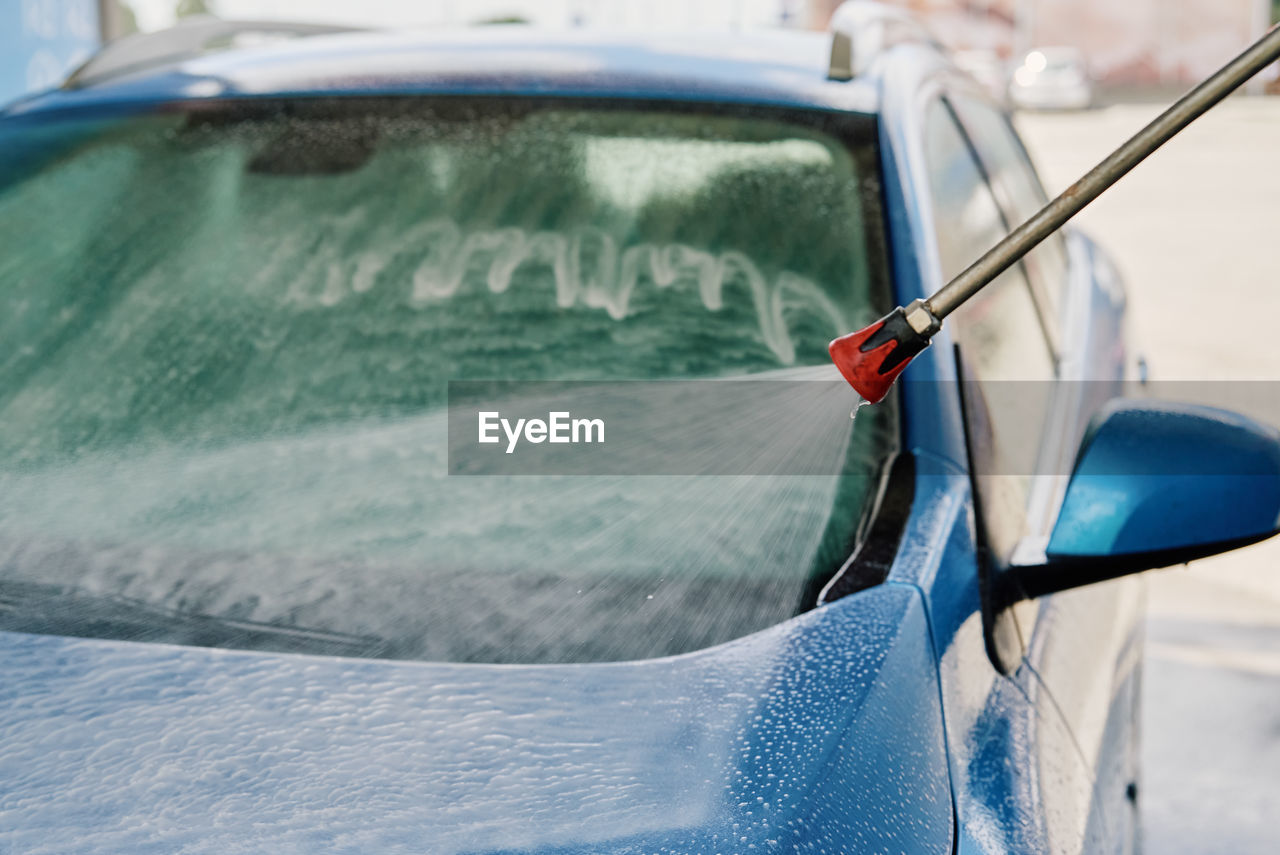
0,97 -> 894,662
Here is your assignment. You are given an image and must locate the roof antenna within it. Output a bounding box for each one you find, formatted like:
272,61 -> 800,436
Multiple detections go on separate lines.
832,25 -> 1280,404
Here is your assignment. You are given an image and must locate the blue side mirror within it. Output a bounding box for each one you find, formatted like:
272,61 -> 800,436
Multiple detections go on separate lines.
1006,400 -> 1280,602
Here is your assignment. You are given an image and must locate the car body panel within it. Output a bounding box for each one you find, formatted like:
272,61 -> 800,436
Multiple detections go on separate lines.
4,29 -> 878,119
879,459 -> 1109,854
0,584 -> 951,854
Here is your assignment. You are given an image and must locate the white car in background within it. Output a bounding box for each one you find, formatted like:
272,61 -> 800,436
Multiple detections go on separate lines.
1010,46 -> 1094,110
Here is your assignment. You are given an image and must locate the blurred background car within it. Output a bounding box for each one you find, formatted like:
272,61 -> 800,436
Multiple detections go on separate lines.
1009,46 -> 1094,110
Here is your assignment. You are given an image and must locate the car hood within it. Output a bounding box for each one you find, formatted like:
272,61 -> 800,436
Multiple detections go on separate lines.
0,583 -> 951,854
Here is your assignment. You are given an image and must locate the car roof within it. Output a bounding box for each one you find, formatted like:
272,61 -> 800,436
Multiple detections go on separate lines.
5,28 -> 883,119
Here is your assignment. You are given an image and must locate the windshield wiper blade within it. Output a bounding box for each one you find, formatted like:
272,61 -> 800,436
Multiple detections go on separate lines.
0,579 -> 391,659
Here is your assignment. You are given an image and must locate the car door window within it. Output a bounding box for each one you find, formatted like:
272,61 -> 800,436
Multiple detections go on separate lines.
922,97 -> 1054,562
949,93 -> 1069,321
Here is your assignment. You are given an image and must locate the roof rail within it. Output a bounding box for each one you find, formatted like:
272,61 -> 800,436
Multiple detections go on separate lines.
826,1 -> 940,81
64,15 -> 363,90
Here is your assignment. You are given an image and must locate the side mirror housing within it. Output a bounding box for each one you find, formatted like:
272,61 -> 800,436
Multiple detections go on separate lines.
1004,399 -> 1280,603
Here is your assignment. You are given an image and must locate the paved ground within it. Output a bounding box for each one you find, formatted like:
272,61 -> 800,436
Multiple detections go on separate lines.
1016,99 -> 1280,853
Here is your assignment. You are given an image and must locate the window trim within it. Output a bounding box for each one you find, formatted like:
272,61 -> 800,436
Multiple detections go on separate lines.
940,93 -> 1062,361
918,83 -> 1061,671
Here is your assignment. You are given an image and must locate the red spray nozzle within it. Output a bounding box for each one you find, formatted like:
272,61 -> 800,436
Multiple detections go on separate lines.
829,299 -> 941,404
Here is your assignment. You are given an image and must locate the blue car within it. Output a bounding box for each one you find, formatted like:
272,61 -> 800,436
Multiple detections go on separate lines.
2,4 -> 1278,853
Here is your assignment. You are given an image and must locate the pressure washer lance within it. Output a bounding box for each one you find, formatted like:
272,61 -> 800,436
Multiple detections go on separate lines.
831,24 -> 1280,405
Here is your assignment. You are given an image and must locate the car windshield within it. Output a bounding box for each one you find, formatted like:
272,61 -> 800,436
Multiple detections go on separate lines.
0,96 -> 894,663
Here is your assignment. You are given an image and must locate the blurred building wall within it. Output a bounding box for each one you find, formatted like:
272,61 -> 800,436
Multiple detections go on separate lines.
1032,0 -> 1265,86
805,0 -> 1272,88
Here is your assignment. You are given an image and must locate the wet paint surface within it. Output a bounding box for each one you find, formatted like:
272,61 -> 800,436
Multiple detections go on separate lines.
0,585 -> 951,854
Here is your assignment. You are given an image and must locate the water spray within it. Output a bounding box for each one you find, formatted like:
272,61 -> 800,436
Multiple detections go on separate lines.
831,25 -> 1280,404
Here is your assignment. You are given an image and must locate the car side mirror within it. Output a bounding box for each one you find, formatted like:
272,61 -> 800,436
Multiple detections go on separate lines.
1000,399 -> 1280,605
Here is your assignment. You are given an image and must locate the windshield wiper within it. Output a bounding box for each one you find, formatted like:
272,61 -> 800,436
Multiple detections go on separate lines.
0,579 -> 390,659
